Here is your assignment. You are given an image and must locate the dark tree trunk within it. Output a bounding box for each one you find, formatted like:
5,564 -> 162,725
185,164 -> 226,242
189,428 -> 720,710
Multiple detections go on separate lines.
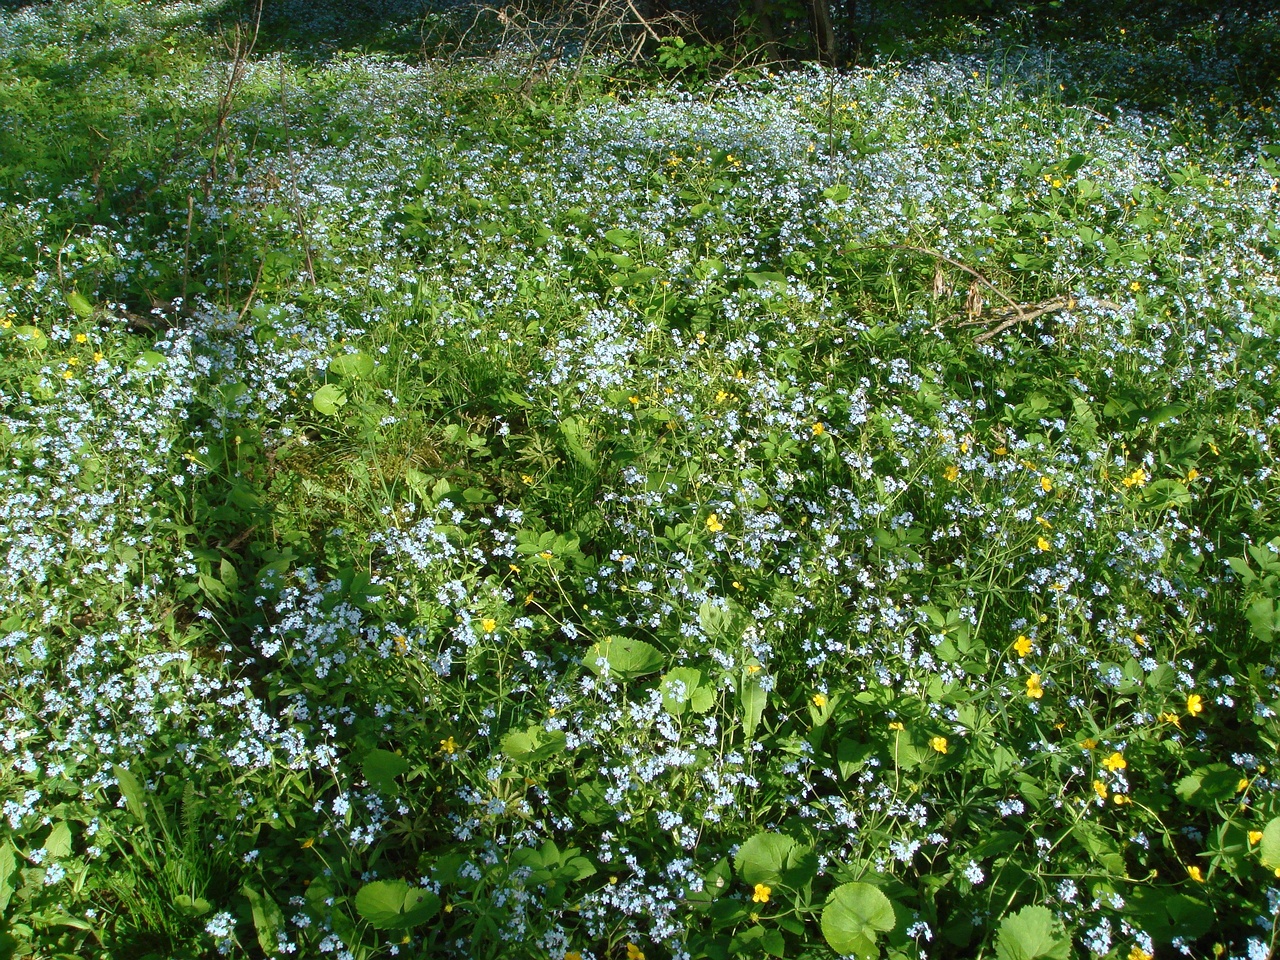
811,0 -> 837,65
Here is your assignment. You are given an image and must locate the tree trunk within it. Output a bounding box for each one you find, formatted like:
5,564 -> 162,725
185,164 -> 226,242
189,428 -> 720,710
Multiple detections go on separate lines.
811,0 -> 837,66
750,0 -> 779,63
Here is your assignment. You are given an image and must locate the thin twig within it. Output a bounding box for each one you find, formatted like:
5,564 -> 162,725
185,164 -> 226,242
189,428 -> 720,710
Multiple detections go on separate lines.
870,242 -> 1025,319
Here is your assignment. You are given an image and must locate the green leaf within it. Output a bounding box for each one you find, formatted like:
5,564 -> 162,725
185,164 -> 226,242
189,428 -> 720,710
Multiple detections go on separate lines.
583,636 -> 663,680
312,383 -> 348,416
822,183 -> 851,202
604,228 -> 637,249
42,822 -> 72,860
11,325 -> 47,351
734,832 -> 812,886
329,352 -> 375,379
558,415 -> 597,469
66,290 -> 94,318
0,841 -> 18,916
113,764 -> 148,822
501,724 -> 566,761
175,894 -> 212,917
354,880 -> 441,930
363,749 -> 410,793
242,884 -> 284,955
1260,817 -> 1280,869
994,905 -> 1070,960
740,674 -> 767,740
820,882 -> 895,958
660,667 -> 716,717
132,350 -> 166,371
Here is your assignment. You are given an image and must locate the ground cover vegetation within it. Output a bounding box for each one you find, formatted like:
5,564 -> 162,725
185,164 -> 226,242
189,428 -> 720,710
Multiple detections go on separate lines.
3,0 -> 1280,957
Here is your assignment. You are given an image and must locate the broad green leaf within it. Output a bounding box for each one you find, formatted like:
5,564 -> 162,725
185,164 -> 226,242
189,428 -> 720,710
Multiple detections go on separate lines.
312,383 -> 348,416
1247,598 -> 1278,643
1260,817 -> 1280,869
822,183 -> 851,202
113,764 -> 148,822
242,884 -> 284,955
604,228 -> 637,249
0,841 -> 17,915
132,350 -> 166,371
42,822 -> 72,860
821,882 -> 895,958
175,894 -> 212,917
363,749 -> 410,793
740,674 -> 767,740
583,636 -> 663,680
66,290 -> 94,318
328,352 -> 375,379
11,325 -> 47,351
354,880 -> 440,930
660,667 -> 715,717
994,904 -> 1070,960
558,415 -> 597,469
734,832 -> 812,886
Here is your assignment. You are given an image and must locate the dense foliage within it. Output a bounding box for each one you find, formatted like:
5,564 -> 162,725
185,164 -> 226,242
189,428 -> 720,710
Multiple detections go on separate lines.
2,1 -> 1280,958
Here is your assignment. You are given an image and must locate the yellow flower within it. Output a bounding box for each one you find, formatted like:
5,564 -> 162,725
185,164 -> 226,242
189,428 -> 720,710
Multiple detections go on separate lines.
1112,794 -> 1130,805
888,721 -> 904,731
1130,280 -> 1142,292
1040,476 -> 1053,493
1186,467 -> 1200,482
539,550 -> 553,560
746,663 -> 761,674
301,837 -> 315,849
1103,751 -> 1126,772
521,474 -> 534,485
481,618 -> 497,634
716,390 -> 729,403
1250,830 -> 1263,845
1130,947 -> 1153,960
93,351 -> 104,363
812,693 -> 828,708
1081,738 -> 1099,750
565,953 -> 583,960
1035,515 -> 1052,529
439,736 -> 458,755
812,422 -> 825,436
1186,864 -> 1204,883
930,736 -> 948,754
994,444 -> 1008,456
706,514 -> 724,532
1026,674 -> 1044,699
393,635 -> 409,656
943,464 -> 960,482
1093,780 -> 1108,799
1122,467 -> 1148,489
1186,693 -> 1204,716
1159,712 -> 1182,728
1013,635 -> 1033,658
752,883 -> 771,903
626,944 -> 645,960
75,333 -> 88,343
62,369 -> 74,380
628,395 -> 640,406
1036,536 -> 1051,552
1237,778 -> 1250,793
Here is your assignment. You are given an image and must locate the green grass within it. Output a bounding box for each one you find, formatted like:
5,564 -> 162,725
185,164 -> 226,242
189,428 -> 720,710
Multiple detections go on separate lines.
2,1 -> 1280,959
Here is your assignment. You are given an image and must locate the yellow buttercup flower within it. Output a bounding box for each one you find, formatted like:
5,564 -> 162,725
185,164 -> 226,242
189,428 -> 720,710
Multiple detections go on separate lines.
1026,674 -> 1044,699
626,944 -> 645,960
1103,751 -> 1126,772
1013,635 -> 1033,658
752,883 -> 771,903
439,736 -> 458,755
943,464 -> 960,482
1112,794 -> 1130,805
1130,947 -> 1153,960
1186,693 -> 1204,716
1080,738 -> 1099,750
706,514 -> 724,532
812,422 -> 825,436
1040,476 -> 1053,493
1036,536 -> 1051,552
812,693 -> 828,708
888,721 -> 904,731
1093,780 -> 1108,799
1250,830 -> 1263,845
1186,864 -> 1204,883
930,736 -> 948,754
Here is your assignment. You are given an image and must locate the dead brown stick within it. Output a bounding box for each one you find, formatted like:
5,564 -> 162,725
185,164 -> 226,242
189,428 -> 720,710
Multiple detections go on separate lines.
868,243 -> 1025,320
